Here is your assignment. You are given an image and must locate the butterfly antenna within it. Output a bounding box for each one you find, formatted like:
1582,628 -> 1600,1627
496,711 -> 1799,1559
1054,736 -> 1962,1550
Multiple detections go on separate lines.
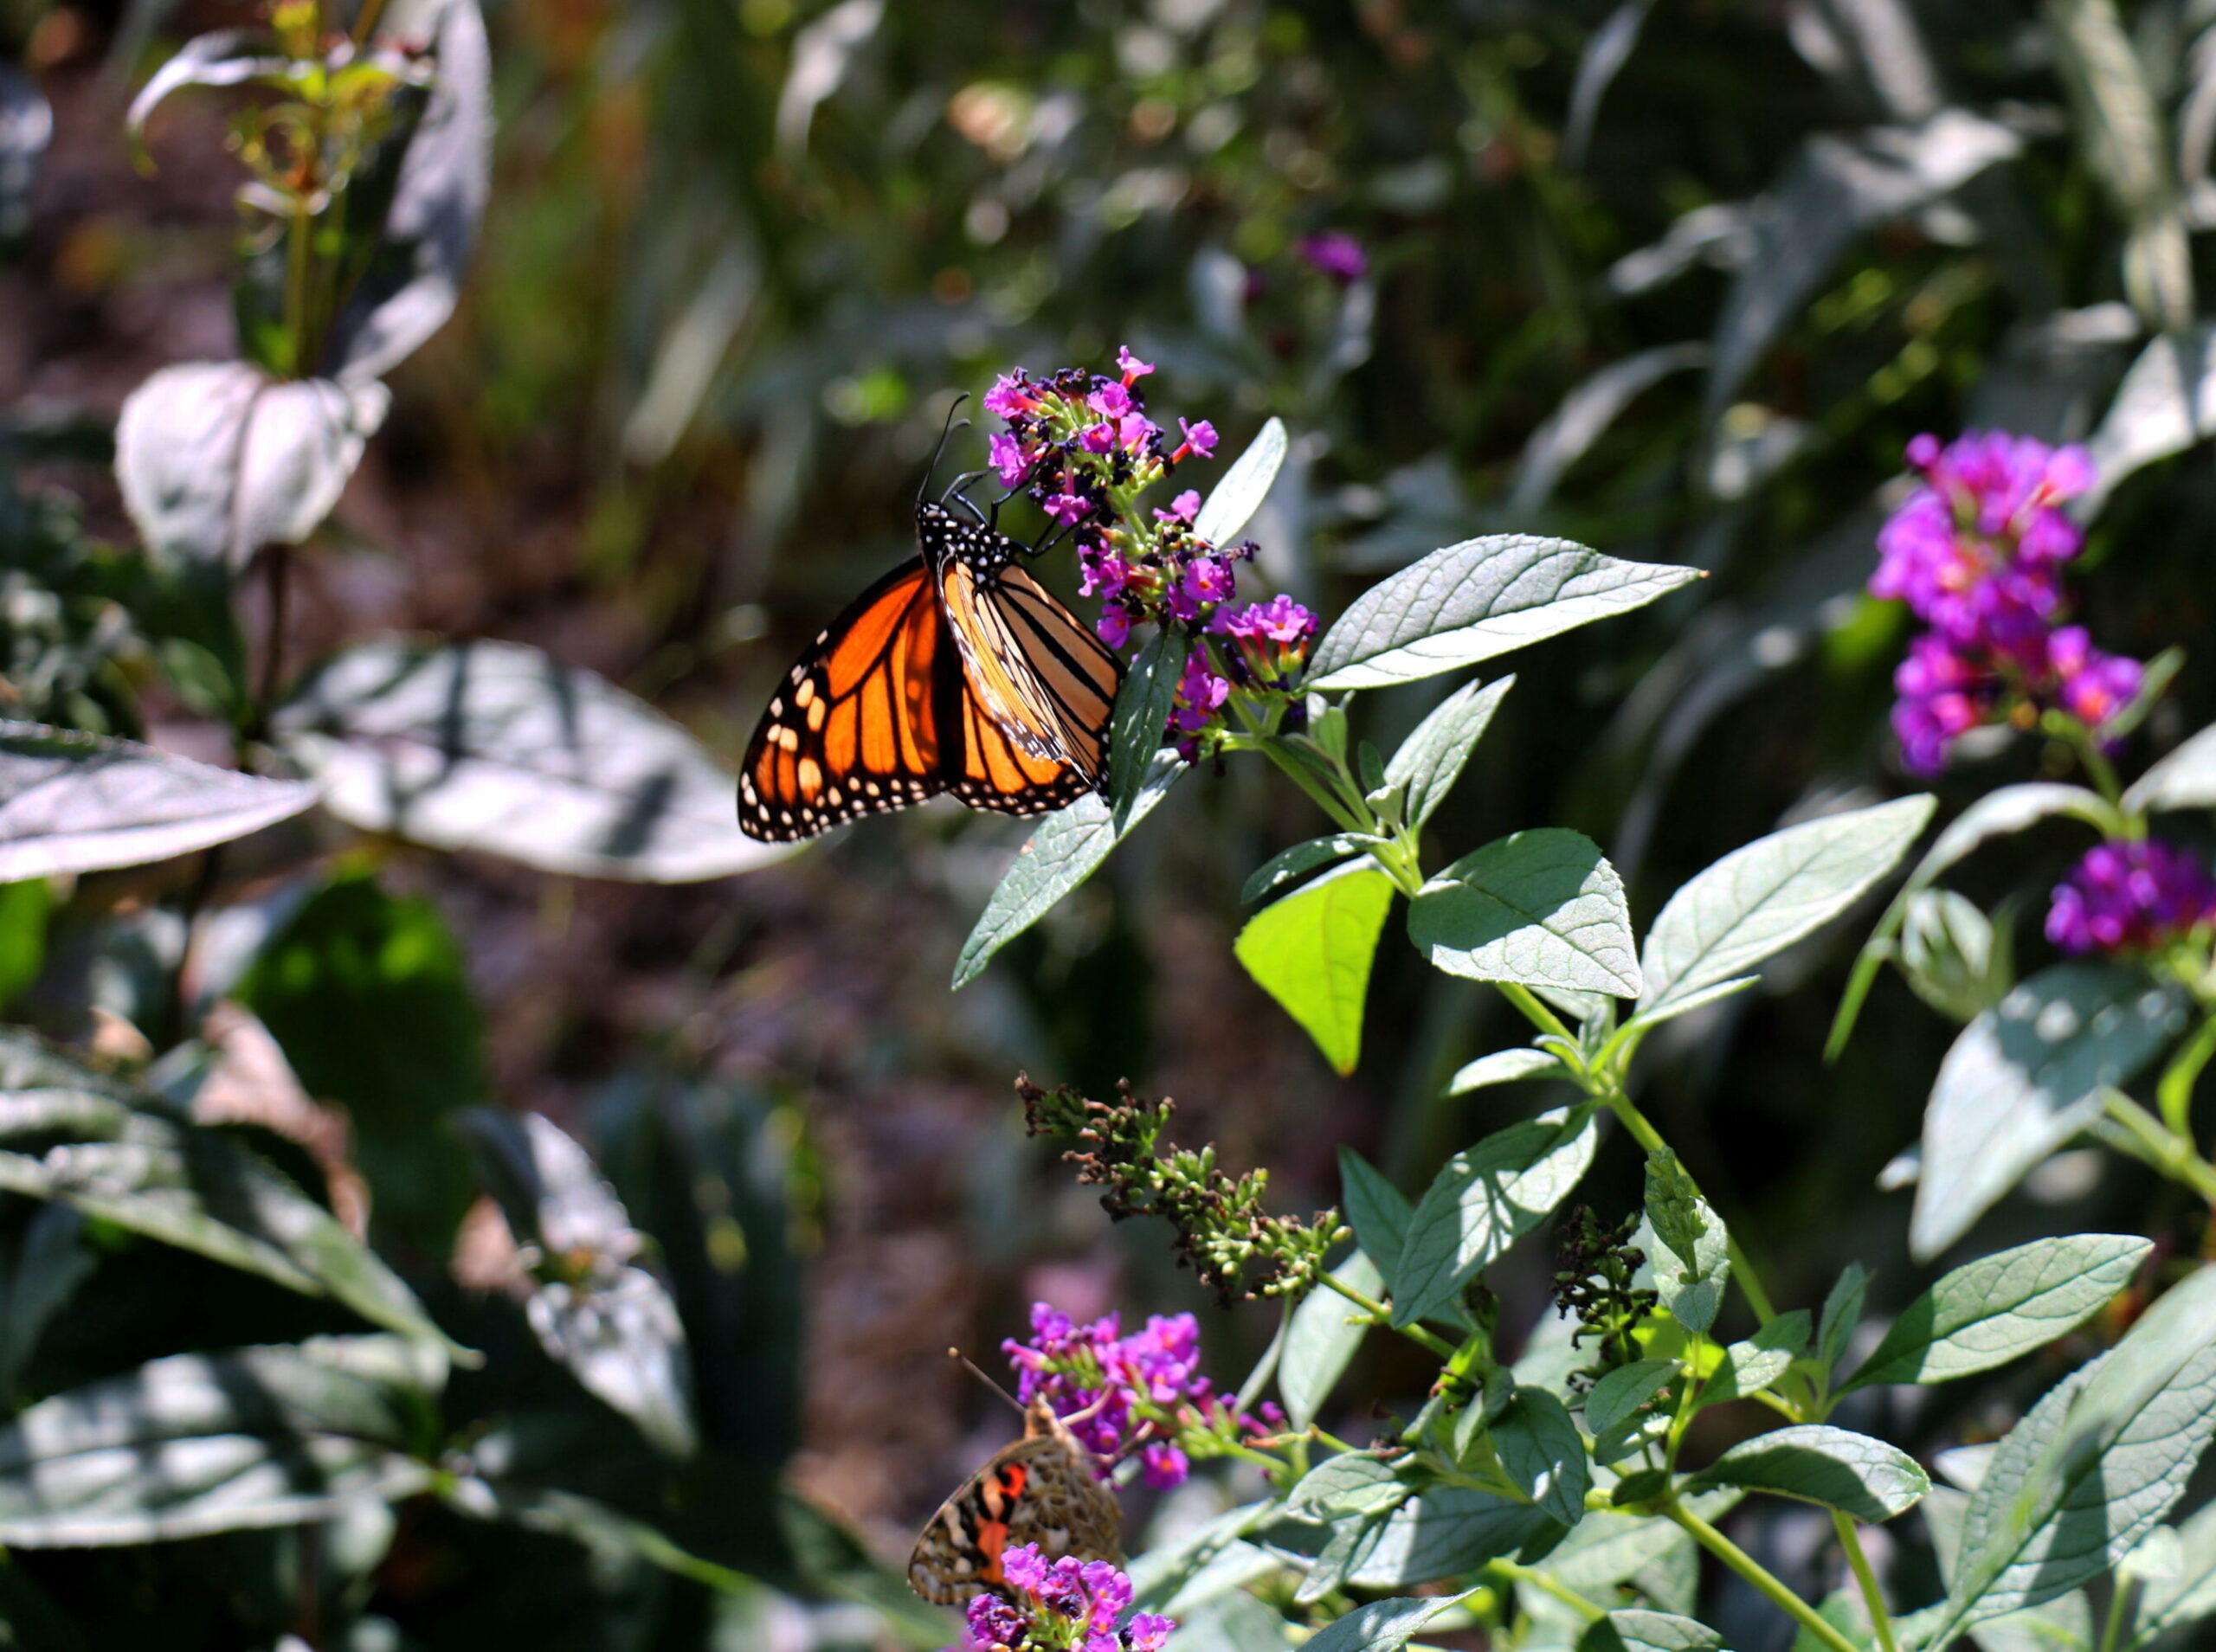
919,395 -> 971,505
949,1347 -> 1026,1415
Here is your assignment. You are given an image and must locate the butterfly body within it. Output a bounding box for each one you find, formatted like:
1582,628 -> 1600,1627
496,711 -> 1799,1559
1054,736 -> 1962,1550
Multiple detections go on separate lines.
738,500 -> 1124,842
907,1397 -> 1123,1604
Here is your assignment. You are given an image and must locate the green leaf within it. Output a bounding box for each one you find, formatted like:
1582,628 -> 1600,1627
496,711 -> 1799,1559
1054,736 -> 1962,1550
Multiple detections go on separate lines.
1587,1361 -> 1677,1465
1817,1262 -> 1870,1379
0,877 -> 48,1010
1492,1386 -> 1591,1525
1645,1150 -> 1729,1336
1236,863 -> 1396,1074
1410,829 -> 1641,998
1636,797 -> 1935,1028
273,637 -> 787,882
1687,1424 -> 1929,1521
1897,888 -> 2012,1023
0,720 -> 318,883
1395,1107 -> 1596,1327
1346,1484 -> 1562,1588
1243,834 -> 1371,903
0,1204 -> 92,1393
1704,1314 -> 1810,1405
1194,416 -> 1288,547
1845,1233 -> 2150,1391
463,1111 -> 698,1457
952,749 -> 1182,988
1445,1047 -> 1567,1095
2126,1499 -> 2216,1649
1109,627 -> 1186,834
0,1337 -> 435,1546
1829,783 -> 2121,1061
1285,1455 -> 1411,1520
1579,1610 -> 1726,1652
1339,1147 -> 1412,1291
1283,1252 -> 1382,1431
2124,718 -> 2216,815
1912,962 -> 2185,1260
241,870 -> 486,1257
1937,1266 -> 2216,1639
1307,535 -> 1699,691
0,1032 -> 456,1360
1383,677 -> 1516,829
1299,1593 -> 1472,1652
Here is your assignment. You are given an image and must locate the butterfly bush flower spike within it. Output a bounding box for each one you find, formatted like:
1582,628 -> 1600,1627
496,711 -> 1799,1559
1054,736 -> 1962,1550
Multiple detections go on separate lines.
956,1546 -> 1174,1652
2046,840 -> 2216,957
986,350 -> 1317,762
1869,431 -> 2144,775
1002,1301 -> 1260,1490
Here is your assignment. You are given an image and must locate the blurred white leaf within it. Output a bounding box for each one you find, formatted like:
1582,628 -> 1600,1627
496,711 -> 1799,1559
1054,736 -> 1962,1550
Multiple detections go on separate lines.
274,637 -> 791,882
0,721 -> 318,882
115,363 -> 388,569
0,61 -> 52,241
1563,0 -> 1652,172
1509,344 -> 1705,515
328,0 -> 493,382
775,0 -> 882,157
2081,325 -> 2216,514
1704,111 -> 2020,421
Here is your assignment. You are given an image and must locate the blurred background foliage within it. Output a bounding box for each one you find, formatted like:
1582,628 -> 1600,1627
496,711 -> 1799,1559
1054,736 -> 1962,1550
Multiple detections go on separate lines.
5,0 -> 2216,1646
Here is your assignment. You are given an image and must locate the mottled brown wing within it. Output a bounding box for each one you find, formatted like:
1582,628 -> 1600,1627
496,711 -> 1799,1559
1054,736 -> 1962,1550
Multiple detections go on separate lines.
907,1404 -> 1122,1605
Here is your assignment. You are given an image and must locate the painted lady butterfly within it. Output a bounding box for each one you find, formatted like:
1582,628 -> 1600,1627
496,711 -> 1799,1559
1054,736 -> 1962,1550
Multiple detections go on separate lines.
907,1396 -> 1123,1604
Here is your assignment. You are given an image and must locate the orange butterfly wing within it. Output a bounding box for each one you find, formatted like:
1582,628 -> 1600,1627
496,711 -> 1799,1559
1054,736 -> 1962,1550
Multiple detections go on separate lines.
737,550 -> 1119,843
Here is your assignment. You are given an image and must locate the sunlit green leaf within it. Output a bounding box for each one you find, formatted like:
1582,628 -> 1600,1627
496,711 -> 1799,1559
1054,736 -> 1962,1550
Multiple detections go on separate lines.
1409,829 -> 1641,998
1845,1233 -> 2149,1390
1235,863 -> 1395,1073
1307,536 -> 1698,691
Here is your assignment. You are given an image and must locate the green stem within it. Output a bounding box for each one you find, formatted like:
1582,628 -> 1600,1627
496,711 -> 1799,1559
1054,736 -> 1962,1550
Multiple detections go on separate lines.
1317,1268 -> 1460,1361
352,0 -> 390,42
2096,1576 -> 2137,1652
1832,1511 -> 1901,1652
1485,1559 -> 1604,1625
1253,739 -> 1371,837
1498,982 -> 1575,1050
2157,1012 -> 2216,1141
1664,1500 -> 1864,1652
2102,1089 -> 2216,1205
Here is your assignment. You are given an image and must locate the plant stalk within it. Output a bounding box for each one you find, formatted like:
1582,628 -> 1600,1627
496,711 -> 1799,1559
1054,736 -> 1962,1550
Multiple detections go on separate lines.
1831,1511 -> 1901,1652
1664,1500 -> 1864,1652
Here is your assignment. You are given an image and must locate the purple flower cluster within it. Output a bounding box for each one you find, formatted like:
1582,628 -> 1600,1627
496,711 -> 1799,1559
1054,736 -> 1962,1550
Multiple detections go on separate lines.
957,1547 -> 1173,1652
1002,1302 -> 1259,1489
1871,432 -> 2142,775
984,350 -> 1214,527
2046,839 -> 2216,956
985,350 -> 1320,762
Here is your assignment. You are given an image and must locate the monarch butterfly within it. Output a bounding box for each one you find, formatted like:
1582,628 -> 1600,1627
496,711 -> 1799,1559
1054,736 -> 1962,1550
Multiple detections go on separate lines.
736,475 -> 1124,843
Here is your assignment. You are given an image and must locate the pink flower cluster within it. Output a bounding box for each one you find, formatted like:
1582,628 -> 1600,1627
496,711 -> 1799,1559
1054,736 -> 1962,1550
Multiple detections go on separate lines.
957,1547 -> 1173,1652
1002,1302 -> 1261,1489
1871,432 -> 2142,775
